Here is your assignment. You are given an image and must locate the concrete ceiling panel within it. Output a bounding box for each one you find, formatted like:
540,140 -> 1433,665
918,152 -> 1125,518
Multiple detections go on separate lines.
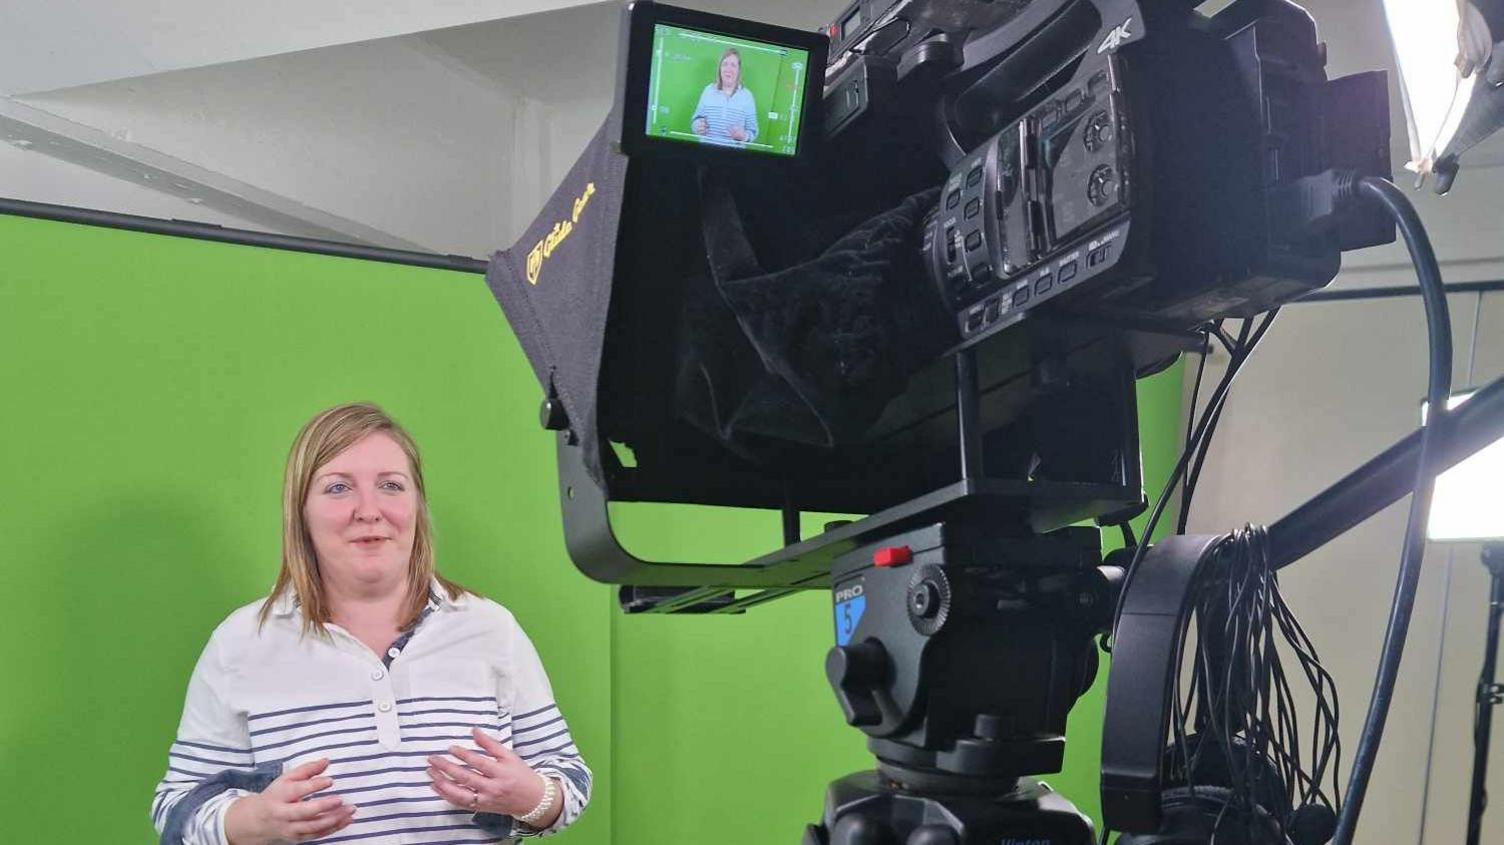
0,0 -> 601,96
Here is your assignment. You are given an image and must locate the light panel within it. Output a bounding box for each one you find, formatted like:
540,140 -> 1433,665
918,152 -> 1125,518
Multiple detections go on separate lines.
1425,391 -> 1504,542
1382,0 -> 1475,175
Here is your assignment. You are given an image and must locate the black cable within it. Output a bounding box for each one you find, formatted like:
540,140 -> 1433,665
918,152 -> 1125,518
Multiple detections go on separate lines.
1181,312 -> 1279,533
1178,318 -> 1257,535
1179,325 -> 1216,531
1178,417 -> 1223,530
1331,176 -> 1453,845
1112,387 -> 1232,637
1275,588 -> 1343,808
1111,310 -> 1279,638
1152,172 -> 1459,841
1178,525 -> 1344,840
1211,323 -> 1240,355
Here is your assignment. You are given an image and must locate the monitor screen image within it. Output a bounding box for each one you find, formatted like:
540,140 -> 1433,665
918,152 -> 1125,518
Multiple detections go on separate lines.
644,23 -> 811,157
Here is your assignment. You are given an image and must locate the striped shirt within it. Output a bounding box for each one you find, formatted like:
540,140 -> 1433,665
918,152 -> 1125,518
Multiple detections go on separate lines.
692,84 -> 759,147
151,581 -> 591,844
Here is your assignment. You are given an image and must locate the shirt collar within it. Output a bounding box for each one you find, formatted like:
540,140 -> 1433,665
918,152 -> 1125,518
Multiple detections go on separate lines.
430,577 -> 467,609
270,587 -> 298,617
269,575 -> 463,617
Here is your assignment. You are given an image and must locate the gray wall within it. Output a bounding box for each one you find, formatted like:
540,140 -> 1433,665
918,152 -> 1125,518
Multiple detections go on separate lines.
1182,4 -> 1504,841
1184,291 -> 1504,844
1179,3 -> 1497,835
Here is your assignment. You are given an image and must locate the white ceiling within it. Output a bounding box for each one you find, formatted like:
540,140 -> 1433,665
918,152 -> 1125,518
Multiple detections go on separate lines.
0,0 -> 601,96
0,0 -> 852,255
2,0 -> 1502,275
417,3 -> 621,106
417,0 -> 855,103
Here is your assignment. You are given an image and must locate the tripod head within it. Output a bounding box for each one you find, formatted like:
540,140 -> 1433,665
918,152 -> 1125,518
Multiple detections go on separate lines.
826,523 -> 1117,788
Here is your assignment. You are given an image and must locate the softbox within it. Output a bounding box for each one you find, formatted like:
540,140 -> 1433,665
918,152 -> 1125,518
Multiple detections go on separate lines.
485,117 -> 968,513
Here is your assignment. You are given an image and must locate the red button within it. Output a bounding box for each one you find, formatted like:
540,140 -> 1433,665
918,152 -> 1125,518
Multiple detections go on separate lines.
873,546 -> 913,567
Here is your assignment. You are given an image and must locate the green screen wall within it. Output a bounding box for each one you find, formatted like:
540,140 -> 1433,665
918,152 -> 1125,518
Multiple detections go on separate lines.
0,212 -> 1181,843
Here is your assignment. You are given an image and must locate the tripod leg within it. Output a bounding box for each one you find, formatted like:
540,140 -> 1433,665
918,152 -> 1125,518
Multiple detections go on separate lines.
1466,544 -> 1504,845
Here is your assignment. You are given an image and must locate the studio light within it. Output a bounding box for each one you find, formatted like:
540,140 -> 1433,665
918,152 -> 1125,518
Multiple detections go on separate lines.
1383,0 -> 1504,192
1424,390 -> 1504,541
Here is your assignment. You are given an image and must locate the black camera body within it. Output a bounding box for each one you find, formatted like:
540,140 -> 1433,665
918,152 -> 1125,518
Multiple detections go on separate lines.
484,2 -> 1401,843
926,48 -> 1136,342
825,0 -> 1393,348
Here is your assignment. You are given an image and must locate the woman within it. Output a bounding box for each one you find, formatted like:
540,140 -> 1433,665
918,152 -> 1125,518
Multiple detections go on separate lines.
691,47 -> 759,147
150,403 -> 590,844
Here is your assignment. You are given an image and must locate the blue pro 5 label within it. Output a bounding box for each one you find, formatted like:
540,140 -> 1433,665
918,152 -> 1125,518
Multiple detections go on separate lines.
833,580 -> 866,646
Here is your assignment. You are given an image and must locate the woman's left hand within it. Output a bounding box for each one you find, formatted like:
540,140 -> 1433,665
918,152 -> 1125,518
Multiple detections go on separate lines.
428,727 -> 546,816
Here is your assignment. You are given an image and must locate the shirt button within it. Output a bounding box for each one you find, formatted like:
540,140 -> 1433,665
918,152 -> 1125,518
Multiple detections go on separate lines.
378,701 -> 392,712
387,647 -> 400,658
371,669 -> 385,681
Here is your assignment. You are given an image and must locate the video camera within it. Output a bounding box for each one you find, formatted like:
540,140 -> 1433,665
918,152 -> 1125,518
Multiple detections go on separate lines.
480,1 -> 1423,843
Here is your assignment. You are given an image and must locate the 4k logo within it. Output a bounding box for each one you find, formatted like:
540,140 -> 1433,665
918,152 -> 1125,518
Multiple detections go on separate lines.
1097,17 -> 1133,54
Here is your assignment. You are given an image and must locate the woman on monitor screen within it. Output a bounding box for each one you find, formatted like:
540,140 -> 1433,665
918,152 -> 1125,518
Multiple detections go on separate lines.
691,48 -> 758,147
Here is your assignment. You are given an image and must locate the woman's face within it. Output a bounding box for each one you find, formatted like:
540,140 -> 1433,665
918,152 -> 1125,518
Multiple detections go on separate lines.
304,432 -> 418,596
719,54 -> 740,89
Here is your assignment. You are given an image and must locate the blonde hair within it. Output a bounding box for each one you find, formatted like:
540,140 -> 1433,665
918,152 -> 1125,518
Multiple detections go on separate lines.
715,48 -> 743,92
259,402 -> 464,634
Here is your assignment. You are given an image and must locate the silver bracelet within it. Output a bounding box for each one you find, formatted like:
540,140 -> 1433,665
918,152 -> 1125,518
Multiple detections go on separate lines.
516,773 -> 559,827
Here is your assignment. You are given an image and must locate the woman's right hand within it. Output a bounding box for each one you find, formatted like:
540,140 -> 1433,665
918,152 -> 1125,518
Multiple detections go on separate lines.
224,758 -> 356,845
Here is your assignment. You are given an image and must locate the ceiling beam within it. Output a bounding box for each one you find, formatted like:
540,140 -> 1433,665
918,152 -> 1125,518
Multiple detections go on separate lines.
0,96 -> 433,250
